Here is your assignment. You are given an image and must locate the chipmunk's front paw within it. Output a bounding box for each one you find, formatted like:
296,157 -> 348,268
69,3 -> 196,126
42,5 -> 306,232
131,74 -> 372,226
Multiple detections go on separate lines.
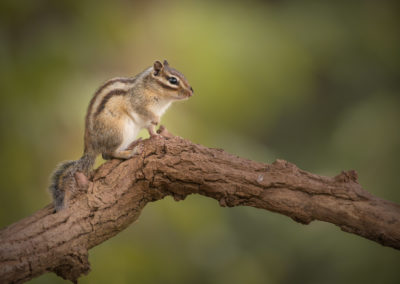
151,133 -> 163,140
157,125 -> 174,139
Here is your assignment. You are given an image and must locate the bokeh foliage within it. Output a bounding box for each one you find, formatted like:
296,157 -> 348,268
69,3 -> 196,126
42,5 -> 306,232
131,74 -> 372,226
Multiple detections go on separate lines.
0,0 -> 399,283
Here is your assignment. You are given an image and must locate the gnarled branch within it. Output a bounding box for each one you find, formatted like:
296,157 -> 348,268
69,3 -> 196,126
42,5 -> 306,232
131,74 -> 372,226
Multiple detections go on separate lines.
1,133 -> 400,283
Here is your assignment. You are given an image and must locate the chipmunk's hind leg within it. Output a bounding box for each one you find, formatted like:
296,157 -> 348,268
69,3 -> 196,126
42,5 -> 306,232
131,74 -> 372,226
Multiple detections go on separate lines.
104,148 -> 140,159
101,131 -> 142,160
95,113 -> 142,160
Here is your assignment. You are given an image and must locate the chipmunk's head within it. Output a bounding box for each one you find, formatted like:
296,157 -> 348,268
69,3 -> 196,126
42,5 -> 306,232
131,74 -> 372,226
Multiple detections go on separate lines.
150,60 -> 194,100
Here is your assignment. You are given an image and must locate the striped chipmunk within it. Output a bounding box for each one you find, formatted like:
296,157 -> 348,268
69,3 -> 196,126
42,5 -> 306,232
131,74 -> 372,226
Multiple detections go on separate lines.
50,60 -> 194,211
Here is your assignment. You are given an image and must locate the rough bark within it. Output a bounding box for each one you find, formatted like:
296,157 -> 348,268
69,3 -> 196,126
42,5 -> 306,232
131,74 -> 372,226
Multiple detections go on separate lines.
1,132 -> 400,283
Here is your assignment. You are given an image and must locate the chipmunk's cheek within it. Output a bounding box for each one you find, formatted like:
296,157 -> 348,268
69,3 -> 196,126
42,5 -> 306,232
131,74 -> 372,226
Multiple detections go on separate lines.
176,90 -> 186,100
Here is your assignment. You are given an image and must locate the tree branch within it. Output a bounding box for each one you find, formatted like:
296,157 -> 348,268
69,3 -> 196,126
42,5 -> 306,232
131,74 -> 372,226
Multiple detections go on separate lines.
1,134 -> 400,283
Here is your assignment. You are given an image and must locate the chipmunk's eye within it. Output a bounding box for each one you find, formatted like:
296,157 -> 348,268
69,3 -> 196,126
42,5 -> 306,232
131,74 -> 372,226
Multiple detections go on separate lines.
168,77 -> 178,85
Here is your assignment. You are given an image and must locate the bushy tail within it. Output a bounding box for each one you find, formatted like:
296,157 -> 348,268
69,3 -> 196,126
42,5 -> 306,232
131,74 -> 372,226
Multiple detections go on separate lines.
49,152 -> 96,211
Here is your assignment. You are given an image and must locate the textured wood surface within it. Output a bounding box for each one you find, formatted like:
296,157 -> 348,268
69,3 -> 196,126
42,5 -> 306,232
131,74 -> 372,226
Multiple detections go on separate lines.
1,132 -> 399,283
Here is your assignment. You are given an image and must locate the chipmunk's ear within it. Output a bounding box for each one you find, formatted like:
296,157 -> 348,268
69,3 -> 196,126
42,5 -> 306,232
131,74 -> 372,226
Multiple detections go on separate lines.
163,60 -> 169,66
153,60 -> 163,75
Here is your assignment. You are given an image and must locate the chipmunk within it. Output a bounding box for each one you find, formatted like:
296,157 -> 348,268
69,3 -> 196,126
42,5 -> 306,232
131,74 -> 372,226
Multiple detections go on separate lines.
49,60 -> 194,211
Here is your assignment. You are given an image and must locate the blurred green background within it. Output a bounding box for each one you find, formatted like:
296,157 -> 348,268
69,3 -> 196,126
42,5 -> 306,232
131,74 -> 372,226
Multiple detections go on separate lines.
1,0 -> 399,283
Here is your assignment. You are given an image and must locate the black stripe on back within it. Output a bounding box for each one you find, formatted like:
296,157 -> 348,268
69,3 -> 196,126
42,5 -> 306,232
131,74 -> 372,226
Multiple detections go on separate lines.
85,77 -> 137,151
95,88 -> 128,116
94,77 -> 136,98
87,77 -> 136,119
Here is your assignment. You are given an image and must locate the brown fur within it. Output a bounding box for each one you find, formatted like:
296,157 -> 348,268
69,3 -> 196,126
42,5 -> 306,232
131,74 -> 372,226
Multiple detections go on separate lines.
94,88 -> 129,117
50,60 -> 193,211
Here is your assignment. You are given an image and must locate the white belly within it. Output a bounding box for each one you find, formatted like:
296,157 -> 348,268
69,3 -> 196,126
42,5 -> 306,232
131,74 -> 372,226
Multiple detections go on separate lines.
151,101 -> 172,117
118,118 -> 141,151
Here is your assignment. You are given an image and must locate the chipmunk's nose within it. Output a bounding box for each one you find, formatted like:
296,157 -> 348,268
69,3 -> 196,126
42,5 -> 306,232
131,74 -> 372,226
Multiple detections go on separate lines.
187,86 -> 194,97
